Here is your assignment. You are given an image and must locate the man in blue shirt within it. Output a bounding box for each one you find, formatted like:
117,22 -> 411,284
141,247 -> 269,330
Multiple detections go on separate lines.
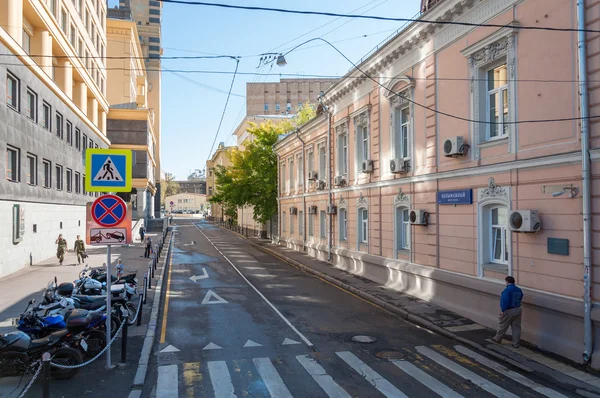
492,276 -> 524,348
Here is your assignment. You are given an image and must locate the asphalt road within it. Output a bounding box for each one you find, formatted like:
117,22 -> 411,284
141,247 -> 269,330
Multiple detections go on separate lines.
147,219 -> 577,397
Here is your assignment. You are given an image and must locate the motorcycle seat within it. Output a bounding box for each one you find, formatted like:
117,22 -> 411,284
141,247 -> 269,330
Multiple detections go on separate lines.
29,330 -> 68,349
73,295 -> 106,304
78,301 -> 105,311
89,311 -> 103,323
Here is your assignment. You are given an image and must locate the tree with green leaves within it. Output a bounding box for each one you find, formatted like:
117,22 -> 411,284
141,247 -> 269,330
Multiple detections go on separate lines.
161,172 -> 180,205
209,102 -> 316,224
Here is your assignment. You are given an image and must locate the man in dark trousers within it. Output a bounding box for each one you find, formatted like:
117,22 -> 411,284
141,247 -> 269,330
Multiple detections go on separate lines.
492,276 -> 524,348
144,237 -> 152,258
139,225 -> 145,241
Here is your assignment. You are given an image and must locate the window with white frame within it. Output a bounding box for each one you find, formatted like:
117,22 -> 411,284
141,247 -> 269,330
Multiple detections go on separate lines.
281,162 -> 286,193
22,29 -> 31,54
339,208 -> 347,241
319,211 -> 326,238
395,105 -> 410,159
290,213 -> 294,234
307,149 -> 314,176
490,206 -> 509,264
289,158 -> 294,192
26,153 -> 37,185
336,123 -> 348,176
318,144 -> 326,183
6,146 -> 20,182
282,211 -> 286,232
358,208 -> 368,244
308,213 -> 314,236
354,111 -> 369,166
297,155 -> 303,188
487,64 -> 509,140
298,211 -> 303,235
395,206 -> 410,251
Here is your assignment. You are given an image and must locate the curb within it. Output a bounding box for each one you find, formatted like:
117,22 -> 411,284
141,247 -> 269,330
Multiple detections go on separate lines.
129,231 -> 173,397
219,224 -> 533,374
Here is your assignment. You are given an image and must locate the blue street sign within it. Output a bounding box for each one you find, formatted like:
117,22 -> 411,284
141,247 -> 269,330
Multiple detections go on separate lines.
437,189 -> 472,205
85,149 -> 132,192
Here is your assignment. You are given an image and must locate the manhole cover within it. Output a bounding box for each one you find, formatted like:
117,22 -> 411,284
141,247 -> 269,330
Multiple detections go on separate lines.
375,351 -> 404,359
352,335 -> 377,344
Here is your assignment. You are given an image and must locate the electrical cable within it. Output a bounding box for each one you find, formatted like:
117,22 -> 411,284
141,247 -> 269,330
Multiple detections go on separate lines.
164,67 -> 245,98
155,0 -> 600,34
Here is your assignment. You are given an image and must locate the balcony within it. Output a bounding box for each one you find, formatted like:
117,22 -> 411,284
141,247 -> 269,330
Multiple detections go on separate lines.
420,0 -> 445,13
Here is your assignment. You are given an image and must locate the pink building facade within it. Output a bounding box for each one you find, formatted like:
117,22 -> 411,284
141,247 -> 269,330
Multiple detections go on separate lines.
274,0 -> 600,366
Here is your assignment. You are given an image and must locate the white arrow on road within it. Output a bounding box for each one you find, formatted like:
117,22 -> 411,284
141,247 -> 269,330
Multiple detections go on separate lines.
189,268 -> 209,282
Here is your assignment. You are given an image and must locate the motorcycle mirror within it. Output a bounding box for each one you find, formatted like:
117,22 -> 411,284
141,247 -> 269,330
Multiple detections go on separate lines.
54,276 -> 57,285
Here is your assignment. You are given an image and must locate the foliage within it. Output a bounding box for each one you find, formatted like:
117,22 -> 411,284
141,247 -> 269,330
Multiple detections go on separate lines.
161,172 -> 180,204
209,102 -> 316,224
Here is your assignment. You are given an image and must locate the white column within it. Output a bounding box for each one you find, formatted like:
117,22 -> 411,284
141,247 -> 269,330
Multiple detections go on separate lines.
62,60 -> 73,99
76,82 -> 87,114
90,98 -> 98,127
6,0 -> 23,44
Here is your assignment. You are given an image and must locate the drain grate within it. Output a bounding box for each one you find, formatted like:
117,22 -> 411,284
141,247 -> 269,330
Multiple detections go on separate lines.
375,351 -> 405,359
352,335 -> 377,344
444,324 -> 486,333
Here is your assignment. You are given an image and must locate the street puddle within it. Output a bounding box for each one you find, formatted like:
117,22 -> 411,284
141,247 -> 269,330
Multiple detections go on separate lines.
172,252 -> 218,265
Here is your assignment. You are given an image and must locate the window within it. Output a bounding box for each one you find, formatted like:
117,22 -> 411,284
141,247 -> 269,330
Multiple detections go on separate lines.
149,8 -> 160,14
82,134 -> 88,152
26,153 -> 37,185
299,211 -> 304,235
41,102 -> 51,130
281,163 -> 286,193
6,146 -> 20,182
308,213 -> 314,236
307,150 -> 314,175
339,208 -> 347,241
318,145 -> 326,183
320,211 -> 326,238
208,186 -> 213,195
149,17 -> 160,23
149,53 -> 160,59
149,1 -> 160,6
297,156 -> 303,188
6,72 -> 19,110
149,37 -> 160,43
487,64 -> 509,140
290,213 -> 294,234
358,208 -> 368,244
286,102 -> 291,112
78,39 -> 83,56
61,9 -> 67,32
395,207 -> 410,252
395,105 -> 410,159
75,128 -> 81,150
43,159 -> 51,188
82,175 -> 86,194
55,164 -> 63,190
491,207 -> 509,264
264,103 -> 269,112
55,112 -> 63,139
358,124 -> 369,164
282,212 -> 286,233
66,168 -> 72,192
26,88 -> 37,121
78,0 -> 82,14
337,128 -> 348,175
89,138 -> 93,149
149,45 -> 160,52
49,0 -> 57,15
66,121 -> 73,145
22,29 -> 31,54
289,159 -> 294,191
75,171 -> 81,193
70,24 -> 76,47
275,103 -> 280,112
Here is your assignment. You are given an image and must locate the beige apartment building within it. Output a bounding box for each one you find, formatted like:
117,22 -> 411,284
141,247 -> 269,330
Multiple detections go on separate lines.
246,78 -> 336,117
0,0 -> 109,277
105,12 -> 157,220
276,0 -> 600,367
206,142 -> 233,218
165,192 -> 206,213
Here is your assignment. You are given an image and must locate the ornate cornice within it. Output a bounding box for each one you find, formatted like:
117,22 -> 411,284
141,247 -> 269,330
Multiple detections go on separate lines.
394,188 -> 410,206
478,177 -> 509,200
357,192 -> 368,207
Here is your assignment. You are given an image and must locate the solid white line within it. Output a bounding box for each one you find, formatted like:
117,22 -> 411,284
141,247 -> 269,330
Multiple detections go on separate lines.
454,346 -> 568,398
296,355 -> 351,398
157,365 -> 179,398
336,351 -> 407,398
207,361 -> 237,398
416,346 -> 519,398
192,221 -> 313,346
390,360 -> 463,398
253,357 -> 293,398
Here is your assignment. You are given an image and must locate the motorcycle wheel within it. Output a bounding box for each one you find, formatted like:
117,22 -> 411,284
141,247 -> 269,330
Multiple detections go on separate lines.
50,347 -> 82,380
126,302 -> 137,325
82,330 -> 106,357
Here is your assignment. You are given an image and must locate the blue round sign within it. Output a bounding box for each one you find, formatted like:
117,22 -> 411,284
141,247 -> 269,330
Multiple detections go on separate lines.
91,195 -> 126,227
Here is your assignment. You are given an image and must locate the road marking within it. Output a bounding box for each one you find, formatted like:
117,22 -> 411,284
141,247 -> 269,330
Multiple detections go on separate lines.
243,340 -> 263,348
336,351 -> 407,398
159,252 -> 174,344
201,290 -> 228,305
203,342 -> 223,350
390,360 -> 463,398
157,365 -> 179,398
190,268 -> 209,282
207,361 -> 237,397
160,345 -> 180,353
296,355 -> 351,398
253,357 -> 293,398
282,338 -> 301,345
236,260 -> 258,263
416,346 -> 519,398
454,346 -> 568,398
192,221 -> 313,347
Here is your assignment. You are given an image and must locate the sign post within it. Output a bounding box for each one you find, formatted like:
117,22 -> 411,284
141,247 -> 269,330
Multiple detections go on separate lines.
84,149 -> 132,369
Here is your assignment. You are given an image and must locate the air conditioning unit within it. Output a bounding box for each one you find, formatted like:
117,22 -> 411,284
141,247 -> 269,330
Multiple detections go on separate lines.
361,160 -> 374,173
443,136 -> 466,157
308,205 -> 318,215
390,159 -> 410,174
508,210 -> 540,233
327,204 -> 337,215
316,180 -> 326,190
289,207 -> 298,215
409,210 -> 428,225
308,171 -> 318,181
334,175 -> 347,186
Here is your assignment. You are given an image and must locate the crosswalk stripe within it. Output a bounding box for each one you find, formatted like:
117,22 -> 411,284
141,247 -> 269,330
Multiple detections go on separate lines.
416,346 -> 519,398
207,361 -> 237,398
390,359 -> 464,398
157,365 -> 179,398
336,351 -> 408,398
253,357 -> 293,398
454,346 -> 568,398
296,355 -> 351,398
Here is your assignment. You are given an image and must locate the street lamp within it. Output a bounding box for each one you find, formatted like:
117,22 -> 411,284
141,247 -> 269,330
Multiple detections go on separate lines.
276,55 -> 287,67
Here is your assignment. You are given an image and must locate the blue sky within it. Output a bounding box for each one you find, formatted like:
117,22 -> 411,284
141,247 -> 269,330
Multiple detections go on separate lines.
150,0 -> 421,179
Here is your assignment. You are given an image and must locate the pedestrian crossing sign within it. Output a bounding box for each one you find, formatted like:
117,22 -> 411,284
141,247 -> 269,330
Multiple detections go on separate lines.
85,149 -> 132,192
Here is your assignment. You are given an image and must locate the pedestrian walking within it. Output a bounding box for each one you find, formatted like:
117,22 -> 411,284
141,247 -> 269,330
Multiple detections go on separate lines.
116,259 -> 124,277
139,225 -> 145,242
144,237 -> 152,258
492,276 -> 524,348
55,234 -> 67,265
74,235 -> 86,265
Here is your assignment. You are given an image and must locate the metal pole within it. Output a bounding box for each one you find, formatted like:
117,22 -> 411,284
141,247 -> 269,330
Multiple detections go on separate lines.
137,293 -> 144,326
577,0 -> 593,364
120,314 -> 128,364
42,352 -> 51,398
143,275 -> 148,305
106,245 -> 113,368
148,266 -> 152,289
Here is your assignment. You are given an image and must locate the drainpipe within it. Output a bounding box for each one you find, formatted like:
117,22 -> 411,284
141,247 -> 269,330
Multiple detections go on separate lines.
577,0 -> 593,364
295,129 -> 307,251
318,97 -> 333,262
276,153 -> 281,244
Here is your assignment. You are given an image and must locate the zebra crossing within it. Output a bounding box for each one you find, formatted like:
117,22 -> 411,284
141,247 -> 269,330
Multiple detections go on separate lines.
156,344 -> 572,398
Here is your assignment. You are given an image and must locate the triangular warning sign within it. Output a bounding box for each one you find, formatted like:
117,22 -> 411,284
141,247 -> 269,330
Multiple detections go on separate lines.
201,290 -> 228,305
93,156 -> 123,182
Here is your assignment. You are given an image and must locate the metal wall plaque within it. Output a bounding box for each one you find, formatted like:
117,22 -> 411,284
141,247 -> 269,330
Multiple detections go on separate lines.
437,189 -> 472,205
547,238 -> 569,256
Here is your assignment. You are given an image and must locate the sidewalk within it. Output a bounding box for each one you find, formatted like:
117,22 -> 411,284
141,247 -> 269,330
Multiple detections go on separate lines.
220,224 -> 600,397
0,230 -> 169,398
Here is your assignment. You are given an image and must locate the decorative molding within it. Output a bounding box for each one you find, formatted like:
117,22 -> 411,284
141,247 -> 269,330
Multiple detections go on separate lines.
478,177 -> 509,201
335,121 -> 347,135
389,86 -> 414,170
357,193 -> 368,207
394,188 -> 410,206
384,76 -> 415,99
338,196 -> 347,209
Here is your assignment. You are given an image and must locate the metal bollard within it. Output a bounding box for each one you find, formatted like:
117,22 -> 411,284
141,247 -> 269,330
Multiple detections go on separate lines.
143,275 -> 148,304
148,266 -> 152,289
42,352 -> 51,398
151,259 -> 155,278
137,294 -> 144,326
120,314 -> 128,364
